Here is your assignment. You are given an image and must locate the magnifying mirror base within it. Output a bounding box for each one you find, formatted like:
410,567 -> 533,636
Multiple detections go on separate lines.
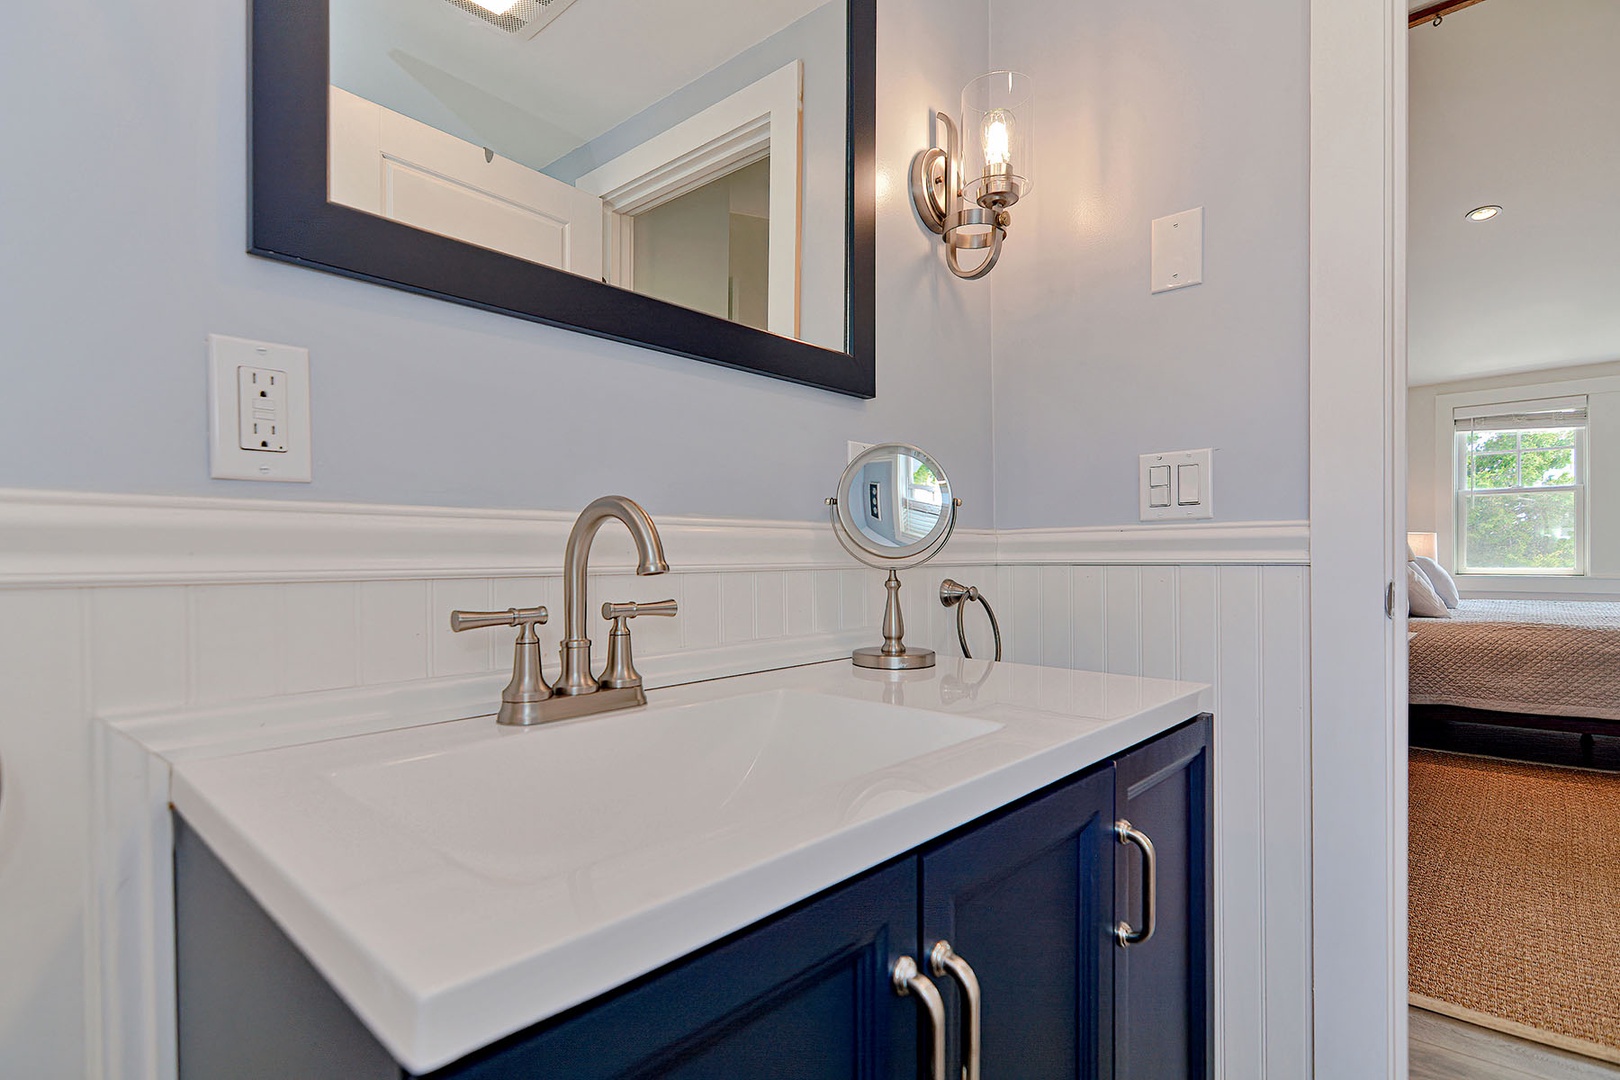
852,646 -> 936,670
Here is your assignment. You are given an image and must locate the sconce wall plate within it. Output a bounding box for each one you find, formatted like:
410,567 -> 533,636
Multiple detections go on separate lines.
912,141 -> 950,235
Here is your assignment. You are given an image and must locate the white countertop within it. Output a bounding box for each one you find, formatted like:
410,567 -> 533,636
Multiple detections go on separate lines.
171,658 -> 1210,1073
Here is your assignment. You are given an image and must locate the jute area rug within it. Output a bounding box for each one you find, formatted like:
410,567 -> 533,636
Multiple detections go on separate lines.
1409,749 -> 1620,1064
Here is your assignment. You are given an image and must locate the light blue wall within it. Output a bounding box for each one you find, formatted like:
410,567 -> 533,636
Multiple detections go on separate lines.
987,0 -> 1310,529
0,0 -> 1314,537
0,0 -> 994,529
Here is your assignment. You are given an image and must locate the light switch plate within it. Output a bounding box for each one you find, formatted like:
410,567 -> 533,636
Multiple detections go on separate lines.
847,441 -> 875,463
208,334 -> 312,482
1140,448 -> 1214,520
1151,207 -> 1204,294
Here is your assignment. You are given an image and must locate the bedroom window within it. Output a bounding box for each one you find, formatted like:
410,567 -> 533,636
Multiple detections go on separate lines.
1452,397 -> 1587,575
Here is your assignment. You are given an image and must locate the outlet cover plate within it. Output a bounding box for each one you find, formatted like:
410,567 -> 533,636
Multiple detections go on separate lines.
208,334 -> 312,482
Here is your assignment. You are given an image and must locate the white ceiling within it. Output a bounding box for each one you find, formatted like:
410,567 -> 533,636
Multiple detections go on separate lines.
1407,0 -> 1620,385
333,0 -> 830,169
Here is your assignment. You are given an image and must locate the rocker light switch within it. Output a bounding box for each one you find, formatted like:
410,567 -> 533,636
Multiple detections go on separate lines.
1177,463 -> 1201,505
1148,466 -> 1172,507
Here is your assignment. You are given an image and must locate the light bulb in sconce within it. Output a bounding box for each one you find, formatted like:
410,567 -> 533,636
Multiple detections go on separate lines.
982,109 -> 1014,169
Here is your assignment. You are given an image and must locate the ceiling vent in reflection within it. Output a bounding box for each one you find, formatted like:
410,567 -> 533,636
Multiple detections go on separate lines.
445,0 -> 581,37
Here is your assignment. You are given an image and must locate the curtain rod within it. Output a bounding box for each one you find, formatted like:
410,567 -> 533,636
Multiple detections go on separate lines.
1409,0 -> 1489,29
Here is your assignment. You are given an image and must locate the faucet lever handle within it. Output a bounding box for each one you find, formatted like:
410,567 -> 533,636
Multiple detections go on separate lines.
601,599 -> 678,621
451,606 -> 549,637
448,607 -> 554,725
598,599 -> 677,691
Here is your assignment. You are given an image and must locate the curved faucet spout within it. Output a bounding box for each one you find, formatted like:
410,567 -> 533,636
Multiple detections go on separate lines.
556,496 -> 668,695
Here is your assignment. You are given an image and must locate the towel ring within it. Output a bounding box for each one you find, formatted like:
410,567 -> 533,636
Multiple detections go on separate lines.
940,580 -> 1002,661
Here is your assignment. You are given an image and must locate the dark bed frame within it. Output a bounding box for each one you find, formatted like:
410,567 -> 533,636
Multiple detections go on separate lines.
1409,704 -> 1618,769
1409,703 -> 1617,738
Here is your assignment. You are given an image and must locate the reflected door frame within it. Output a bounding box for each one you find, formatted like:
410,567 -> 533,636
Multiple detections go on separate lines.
577,61 -> 803,340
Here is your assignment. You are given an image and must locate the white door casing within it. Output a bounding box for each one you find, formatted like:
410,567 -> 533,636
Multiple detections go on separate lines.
1308,0 -> 1409,1076
576,61 -> 803,339
328,86 -> 606,281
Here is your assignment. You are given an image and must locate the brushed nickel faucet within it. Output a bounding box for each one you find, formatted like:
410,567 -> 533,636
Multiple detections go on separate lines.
449,495 -> 676,725
555,495 -> 670,695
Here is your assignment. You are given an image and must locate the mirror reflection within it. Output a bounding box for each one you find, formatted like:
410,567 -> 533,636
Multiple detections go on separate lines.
329,0 -> 847,347
844,448 -> 951,551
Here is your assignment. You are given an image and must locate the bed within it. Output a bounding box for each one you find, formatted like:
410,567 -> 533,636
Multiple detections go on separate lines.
1409,598 -> 1620,736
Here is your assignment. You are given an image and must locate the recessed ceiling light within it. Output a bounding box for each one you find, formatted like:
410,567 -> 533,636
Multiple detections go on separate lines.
1465,205 -> 1502,222
464,0 -> 521,12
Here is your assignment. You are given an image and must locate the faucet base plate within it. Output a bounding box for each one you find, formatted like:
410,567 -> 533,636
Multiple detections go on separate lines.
852,646 -> 936,671
497,685 -> 648,726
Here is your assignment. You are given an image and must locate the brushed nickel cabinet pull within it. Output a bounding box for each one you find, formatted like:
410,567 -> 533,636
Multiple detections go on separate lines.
1115,818 -> 1158,947
893,956 -> 947,1080
930,940 -> 982,1080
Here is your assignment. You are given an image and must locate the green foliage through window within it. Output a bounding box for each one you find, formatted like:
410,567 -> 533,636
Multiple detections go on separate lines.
1457,427 -> 1581,573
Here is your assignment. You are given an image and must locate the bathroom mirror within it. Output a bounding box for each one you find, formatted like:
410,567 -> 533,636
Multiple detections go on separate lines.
827,443 -> 959,669
250,0 -> 875,397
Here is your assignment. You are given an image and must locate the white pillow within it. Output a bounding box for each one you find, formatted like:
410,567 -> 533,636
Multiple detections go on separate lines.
1413,555 -> 1459,609
1408,562 -> 1451,619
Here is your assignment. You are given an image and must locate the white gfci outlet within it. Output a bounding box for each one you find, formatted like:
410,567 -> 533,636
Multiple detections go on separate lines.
1140,449 -> 1214,521
208,335 -> 312,482
237,367 -> 288,452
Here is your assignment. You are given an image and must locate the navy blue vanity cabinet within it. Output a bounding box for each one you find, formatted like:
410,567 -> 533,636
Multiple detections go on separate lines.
424,857 -> 920,1080
920,764 -> 1117,1080
1112,715 -> 1214,1080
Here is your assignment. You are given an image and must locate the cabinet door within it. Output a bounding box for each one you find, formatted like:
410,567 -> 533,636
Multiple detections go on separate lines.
428,858 -> 920,1080
1113,716 -> 1213,1080
920,766 -> 1116,1080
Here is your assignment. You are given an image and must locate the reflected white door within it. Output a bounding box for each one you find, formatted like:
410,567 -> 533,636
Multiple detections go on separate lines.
329,86 -> 605,280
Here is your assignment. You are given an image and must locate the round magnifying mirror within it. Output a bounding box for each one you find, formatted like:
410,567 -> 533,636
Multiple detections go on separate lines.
827,443 -> 959,669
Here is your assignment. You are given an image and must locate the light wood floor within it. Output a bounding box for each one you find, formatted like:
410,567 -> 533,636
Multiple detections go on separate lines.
1411,1007 -> 1620,1080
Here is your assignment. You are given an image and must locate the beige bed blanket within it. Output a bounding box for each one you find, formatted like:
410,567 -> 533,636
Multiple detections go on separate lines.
1410,599 -> 1620,721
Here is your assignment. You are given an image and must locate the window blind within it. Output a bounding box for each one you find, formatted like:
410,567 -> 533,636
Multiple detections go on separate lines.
1453,395 -> 1588,432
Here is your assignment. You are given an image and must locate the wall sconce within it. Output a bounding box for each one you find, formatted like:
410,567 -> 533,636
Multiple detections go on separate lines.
912,71 -> 1035,280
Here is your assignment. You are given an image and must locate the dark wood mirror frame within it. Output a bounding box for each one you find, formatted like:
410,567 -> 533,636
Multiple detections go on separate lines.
250,0 -> 876,397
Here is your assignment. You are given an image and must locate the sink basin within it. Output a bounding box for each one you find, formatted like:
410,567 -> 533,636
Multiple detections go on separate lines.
327,689 -> 999,886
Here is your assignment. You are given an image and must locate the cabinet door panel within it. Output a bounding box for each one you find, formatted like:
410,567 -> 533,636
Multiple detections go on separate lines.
921,766 -> 1116,1080
429,858 -> 918,1080
1113,716 -> 1213,1080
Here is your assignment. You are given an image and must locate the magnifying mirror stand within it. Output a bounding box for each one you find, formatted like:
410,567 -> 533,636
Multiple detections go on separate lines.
852,569 -> 935,670
826,442 -> 960,672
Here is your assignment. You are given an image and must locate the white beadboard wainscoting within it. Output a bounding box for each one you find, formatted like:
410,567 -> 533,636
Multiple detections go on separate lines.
990,559 -> 1313,1080
0,490 -> 1310,1080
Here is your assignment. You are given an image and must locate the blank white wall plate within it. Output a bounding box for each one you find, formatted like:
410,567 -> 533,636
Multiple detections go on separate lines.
1151,207 -> 1205,294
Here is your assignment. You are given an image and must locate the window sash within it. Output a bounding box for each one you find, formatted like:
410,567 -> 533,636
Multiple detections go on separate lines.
1453,426 -> 1588,575
1460,429 -> 1580,493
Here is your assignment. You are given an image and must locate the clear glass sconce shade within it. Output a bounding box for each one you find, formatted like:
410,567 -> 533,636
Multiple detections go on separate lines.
960,71 -> 1033,209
